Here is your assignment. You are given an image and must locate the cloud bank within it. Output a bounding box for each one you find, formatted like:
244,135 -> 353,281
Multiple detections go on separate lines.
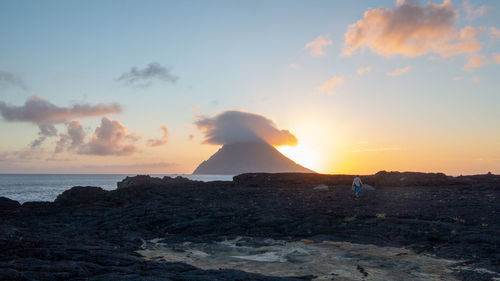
342,0 -> 483,61
195,110 -> 298,146
0,96 -> 122,147
0,96 -> 122,124
117,62 -> 178,85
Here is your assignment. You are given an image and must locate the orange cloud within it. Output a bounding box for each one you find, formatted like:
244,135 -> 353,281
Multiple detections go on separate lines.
305,35 -> 333,56
490,27 -> 500,40
317,76 -> 344,95
357,66 -> 373,75
80,117 -> 139,156
388,66 -> 411,76
463,54 -> 487,71
343,0 -> 483,61
494,53 -> 500,64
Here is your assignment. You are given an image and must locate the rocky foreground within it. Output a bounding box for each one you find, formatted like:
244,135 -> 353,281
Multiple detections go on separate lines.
0,171 -> 499,280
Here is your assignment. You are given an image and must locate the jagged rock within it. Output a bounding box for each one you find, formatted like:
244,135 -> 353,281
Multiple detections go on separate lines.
0,172 -> 499,280
117,175 -> 195,189
55,186 -> 108,205
0,197 -> 20,211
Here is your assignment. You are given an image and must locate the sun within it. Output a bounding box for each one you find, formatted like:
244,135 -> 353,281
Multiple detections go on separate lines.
277,143 -> 319,172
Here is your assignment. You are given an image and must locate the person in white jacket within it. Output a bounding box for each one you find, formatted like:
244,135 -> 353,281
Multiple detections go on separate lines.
352,176 -> 363,197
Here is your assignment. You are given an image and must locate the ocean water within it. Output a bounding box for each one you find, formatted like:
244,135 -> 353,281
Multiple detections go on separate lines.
0,174 -> 234,204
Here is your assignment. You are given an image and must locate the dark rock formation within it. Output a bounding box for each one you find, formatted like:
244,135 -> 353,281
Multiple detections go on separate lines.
193,142 -> 315,174
55,186 -> 108,205
117,175 -> 196,189
0,173 -> 499,280
0,197 -> 20,212
233,170 -> 500,187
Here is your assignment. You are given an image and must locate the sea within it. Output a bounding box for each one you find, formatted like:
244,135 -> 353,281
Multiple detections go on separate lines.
0,174 -> 234,204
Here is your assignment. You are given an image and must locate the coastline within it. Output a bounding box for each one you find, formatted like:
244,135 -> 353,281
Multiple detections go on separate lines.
0,172 -> 499,280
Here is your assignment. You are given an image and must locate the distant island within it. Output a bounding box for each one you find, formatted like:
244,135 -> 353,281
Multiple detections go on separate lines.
193,141 -> 315,174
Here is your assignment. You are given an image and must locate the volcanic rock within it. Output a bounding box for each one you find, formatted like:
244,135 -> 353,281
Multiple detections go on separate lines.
0,197 -> 20,211
55,186 -> 108,205
117,175 -> 198,189
193,142 -> 315,175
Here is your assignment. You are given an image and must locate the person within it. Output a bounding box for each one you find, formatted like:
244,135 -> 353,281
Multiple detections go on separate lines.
352,176 -> 363,198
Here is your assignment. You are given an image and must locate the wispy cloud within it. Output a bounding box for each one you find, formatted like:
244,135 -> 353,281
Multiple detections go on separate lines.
289,63 -> 300,70
454,76 -> 464,81
80,162 -> 176,170
305,35 -> 333,56
317,75 -> 344,95
149,125 -> 169,147
0,96 -> 122,124
463,54 -> 486,71
494,53 -> 500,64
357,66 -> 373,75
116,62 -> 178,86
473,76 -> 481,83
0,149 -> 40,162
462,0 -> 487,21
0,71 -> 27,90
195,110 -> 298,146
388,66 -> 411,77
490,27 -> 500,40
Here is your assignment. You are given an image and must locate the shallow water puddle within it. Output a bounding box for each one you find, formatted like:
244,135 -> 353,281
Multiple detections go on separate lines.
137,237 -> 460,280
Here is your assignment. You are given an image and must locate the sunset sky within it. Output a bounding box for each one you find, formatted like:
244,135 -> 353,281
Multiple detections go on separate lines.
0,0 -> 499,175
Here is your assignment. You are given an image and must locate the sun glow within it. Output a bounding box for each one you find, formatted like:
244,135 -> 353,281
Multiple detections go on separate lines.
277,143 -> 320,172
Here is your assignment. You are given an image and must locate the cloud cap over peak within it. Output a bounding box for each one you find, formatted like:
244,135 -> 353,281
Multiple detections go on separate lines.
195,110 -> 298,147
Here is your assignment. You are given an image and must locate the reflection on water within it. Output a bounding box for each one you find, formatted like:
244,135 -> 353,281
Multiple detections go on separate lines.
137,236 -> 466,281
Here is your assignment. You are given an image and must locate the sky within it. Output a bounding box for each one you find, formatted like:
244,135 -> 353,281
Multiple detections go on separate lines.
0,0 -> 499,175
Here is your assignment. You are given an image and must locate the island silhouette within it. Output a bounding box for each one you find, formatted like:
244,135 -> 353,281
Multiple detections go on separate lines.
193,141 -> 315,174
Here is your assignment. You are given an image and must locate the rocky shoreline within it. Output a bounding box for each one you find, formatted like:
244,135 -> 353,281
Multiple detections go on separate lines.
1,172 -> 499,280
